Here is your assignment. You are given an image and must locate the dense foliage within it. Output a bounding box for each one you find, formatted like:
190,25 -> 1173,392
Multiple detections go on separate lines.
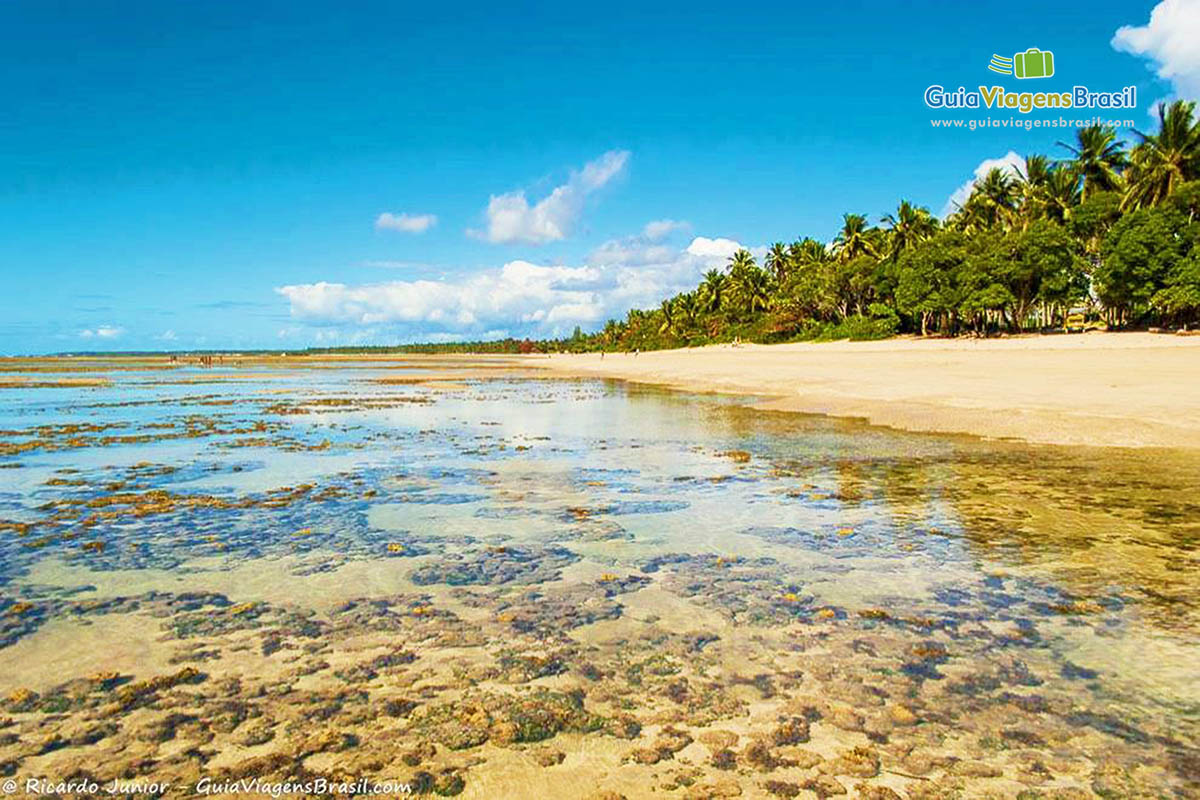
553,100 -> 1200,352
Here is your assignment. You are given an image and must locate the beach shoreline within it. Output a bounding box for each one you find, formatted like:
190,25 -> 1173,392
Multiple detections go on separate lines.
527,332 -> 1200,449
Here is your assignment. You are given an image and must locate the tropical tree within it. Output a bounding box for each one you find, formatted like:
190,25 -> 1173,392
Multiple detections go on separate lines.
881,200 -> 937,258
1019,154 -> 1053,191
896,231 -> 970,335
730,263 -> 772,317
1097,204 -> 1190,323
1003,220 -> 1088,328
778,239 -> 833,322
699,269 -> 729,313
1151,254 -> 1200,324
789,237 -> 829,268
658,299 -> 677,335
728,249 -> 757,274
1058,124 -> 1128,199
1070,190 -> 1123,262
833,213 -> 879,261
765,242 -> 791,283
1124,100 -> 1200,210
1016,154 -> 1052,223
674,292 -> 699,330
724,250 -> 770,319
1040,165 -> 1083,224
974,167 -> 1020,229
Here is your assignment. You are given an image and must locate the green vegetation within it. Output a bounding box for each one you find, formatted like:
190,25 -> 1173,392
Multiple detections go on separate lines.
58,102 -> 1200,358
370,102 -> 1200,355
563,101 -> 1200,352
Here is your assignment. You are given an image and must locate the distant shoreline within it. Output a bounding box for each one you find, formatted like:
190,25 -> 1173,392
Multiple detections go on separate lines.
528,332 -> 1200,450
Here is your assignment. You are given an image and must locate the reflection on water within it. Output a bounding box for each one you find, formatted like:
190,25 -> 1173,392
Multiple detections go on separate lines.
0,360 -> 1197,799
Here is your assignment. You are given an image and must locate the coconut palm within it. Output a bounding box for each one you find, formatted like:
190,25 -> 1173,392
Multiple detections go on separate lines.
794,237 -> 829,265
1019,154 -> 1053,189
1124,100 -> 1200,209
1041,165 -> 1082,223
881,200 -> 937,258
1058,124 -> 1128,199
658,299 -> 677,334
674,292 -> 699,329
958,167 -> 1020,231
601,319 -> 621,347
1016,154 -> 1052,223
833,213 -> 879,262
765,242 -> 791,282
699,269 -> 729,313
730,262 -> 772,316
728,248 -> 757,274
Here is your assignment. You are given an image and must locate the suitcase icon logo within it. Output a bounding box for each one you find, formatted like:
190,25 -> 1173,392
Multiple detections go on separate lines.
988,48 -> 1055,79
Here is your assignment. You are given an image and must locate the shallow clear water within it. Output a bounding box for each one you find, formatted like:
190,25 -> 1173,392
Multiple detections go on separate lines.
1,359 -> 1197,798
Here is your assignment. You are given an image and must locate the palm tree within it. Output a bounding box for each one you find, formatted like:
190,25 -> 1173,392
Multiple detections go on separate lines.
765,242 -> 791,282
658,299 -> 677,334
833,213 -> 878,261
1016,154 -> 1051,224
601,319 -> 621,347
730,262 -> 771,316
1124,100 -> 1200,209
789,237 -> 829,267
1058,124 -> 1128,199
699,269 -> 729,313
675,292 -> 699,329
957,167 -> 1019,231
728,249 -> 757,274
1019,154 -> 1053,189
881,200 -> 936,258
1041,165 -> 1082,223
1016,154 -> 1082,224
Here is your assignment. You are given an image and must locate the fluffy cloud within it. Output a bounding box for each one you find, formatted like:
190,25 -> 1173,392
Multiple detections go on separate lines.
79,326 -> 123,339
276,233 -> 749,341
685,236 -> 744,259
375,212 -> 437,233
642,219 -> 689,241
470,150 -> 630,244
1112,0 -> 1200,102
941,151 -> 1026,218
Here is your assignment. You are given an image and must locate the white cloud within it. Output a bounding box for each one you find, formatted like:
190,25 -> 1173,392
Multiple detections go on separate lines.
685,236 -> 744,259
375,212 -> 437,233
156,330 -> 178,342
1112,0 -> 1200,103
79,326 -> 123,339
941,151 -> 1026,218
642,219 -> 689,241
470,150 -> 630,244
276,231 -> 752,341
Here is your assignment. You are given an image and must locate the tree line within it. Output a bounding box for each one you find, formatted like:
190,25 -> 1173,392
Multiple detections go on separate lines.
558,100 -> 1200,352
306,101 -> 1200,356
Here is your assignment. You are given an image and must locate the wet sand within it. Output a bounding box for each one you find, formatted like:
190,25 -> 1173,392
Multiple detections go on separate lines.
531,333 -> 1200,449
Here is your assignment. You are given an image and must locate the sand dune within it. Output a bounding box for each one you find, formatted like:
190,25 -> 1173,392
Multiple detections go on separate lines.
532,333 -> 1200,449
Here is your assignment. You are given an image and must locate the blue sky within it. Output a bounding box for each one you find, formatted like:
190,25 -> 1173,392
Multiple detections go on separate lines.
1,0 -> 1195,353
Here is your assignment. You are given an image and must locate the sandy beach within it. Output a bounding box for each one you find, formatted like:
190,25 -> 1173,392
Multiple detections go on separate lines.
532,333 -> 1200,449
